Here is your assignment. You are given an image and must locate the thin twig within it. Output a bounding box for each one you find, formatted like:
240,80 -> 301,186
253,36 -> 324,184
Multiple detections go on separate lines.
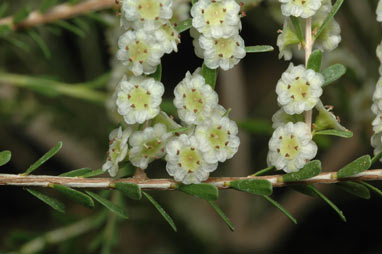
0,0 -> 116,30
1,170 -> 382,189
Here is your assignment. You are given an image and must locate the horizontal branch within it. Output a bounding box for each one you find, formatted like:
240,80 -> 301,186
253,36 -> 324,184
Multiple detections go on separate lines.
1,170 -> 382,190
0,0 -> 116,30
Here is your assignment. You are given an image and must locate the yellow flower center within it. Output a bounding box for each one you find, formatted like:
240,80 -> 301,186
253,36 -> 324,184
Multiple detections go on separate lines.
128,41 -> 150,63
208,126 -> 229,149
142,139 -> 162,158
288,78 -> 311,101
215,38 -> 235,58
137,0 -> 160,20
204,2 -> 227,26
129,87 -> 151,110
185,90 -> 205,114
179,147 -> 202,172
280,135 -> 300,160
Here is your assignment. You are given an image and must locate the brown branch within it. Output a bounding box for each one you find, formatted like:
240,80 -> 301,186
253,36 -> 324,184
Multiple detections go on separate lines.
0,0 -> 116,30
1,170 -> 382,190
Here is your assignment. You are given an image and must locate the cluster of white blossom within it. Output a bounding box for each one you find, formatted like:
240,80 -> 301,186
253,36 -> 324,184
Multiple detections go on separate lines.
370,3 -> 382,162
277,0 -> 341,61
102,1 -> 240,184
190,0 -> 246,70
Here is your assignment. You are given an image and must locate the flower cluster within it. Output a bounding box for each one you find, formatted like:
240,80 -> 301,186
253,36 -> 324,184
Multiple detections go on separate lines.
101,2 -> 240,184
371,5 -> 382,162
277,0 -> 341,61
190,0 -> 246,70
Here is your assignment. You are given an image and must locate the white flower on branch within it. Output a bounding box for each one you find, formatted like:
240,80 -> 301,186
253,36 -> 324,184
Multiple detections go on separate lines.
271,108 -> 304,129
276,63 -> 324,114
116,76 -> 164,124
196,34 -> 246,70
191,0 -> 241,38
171,1 -> 190,24
129,123 -> 172,169
195,112 -> 240,163
121,0 -> 173,31
372,77 -> 382,115
155,22 -> 181,54
371,132 -> 382,163
165,134 -> 218,184
102,127 -> 132,177
267,122 -> 317,173
279,0 -> 321,18
377,0 -> 382,22
117,30 -> 164,76
174,70 -> 219,125
277,19 -> 299,61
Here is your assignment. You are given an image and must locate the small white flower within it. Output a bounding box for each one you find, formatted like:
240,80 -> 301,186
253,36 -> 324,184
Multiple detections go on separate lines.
165,134 -> 218,184
121,0 -> 173,31
371,132 -> 382,162
372,114 -> 382,134
191,0 -> 241,38
267,122 -> 317,173
279,0 -> 321,18
376,41 -> 382,75
377,0 -> 382,22
277,19 -> 299,61
276,63 -> 324,114
174,70 -> 219,125
129,123 -> 172,169
190,28 -> 205,59
195,113 -> 240,163
171,1 -> 190,24
117,30 -> 164,76
102,127 -> 132,177
372,77 -> 382,115
155,22 -> 181,54
116,76 -> 164,124
271,108 -> 304,129
196,34 -> 246,70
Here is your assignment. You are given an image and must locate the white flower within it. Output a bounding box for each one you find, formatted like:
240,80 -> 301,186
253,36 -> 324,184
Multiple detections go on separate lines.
171,1 -> 190,24
271,108 -> 304,129
116,76 -> 164,124
377,0 -> 382,22
121,0 -> 173,31
267,122 -> 317,173
276,63 -> 324,114
372,77 -> 382,115
129,123 -> 172,169
372,114 -> 382,134
312,2 -> 341,52
174,70 -> 219,125
277,19 -> 299,61
155,22 -> 180,54
165,134 -> 218,184
195,113 -> 240,163
371,132 -> 382,162
102,127 -> 132,177
376,41 -> 382,75
196,34 -> 246,70
191,0 -> 241,38
279,0 -> 321,18
117,30 -> 164,76
190,28 -> 205,59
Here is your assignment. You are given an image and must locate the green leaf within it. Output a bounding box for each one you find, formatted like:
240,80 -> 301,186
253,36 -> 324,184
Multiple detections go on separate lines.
230,179 -> 273,196
282,160 -> 321,182
0,24 -> 11,37
371,152 -> 382,166
336,181 -> 370,199
237,119 -> 273,135
289,16 -> 304,43
337,155 -> 371,179
307,49 -> 322,72
23,141 -> 63,175
307,185 -> 346,222
202,62 -> 217,89
0,150 -> 11,166
26,188 -> 65,213
4,37 -> 30,52
52,184 -> 94,208
263,195 -> 297,224
148,64 -> 162,81
360,181 -> 382,197
290,184 -> 318,197
175,18 -> 192,33
143,191 -> 177,232
82,168 -> 105,178
321,64 -> 346,87
208,201 -> 234,231
13,7 -> 30,24
86,191 -> 129,219
178,183 -> 218,201
245,45 -> 274,53
27,29 -> 51,59
0,2 -> 9,18
54,20 -> 85,37
59,168 -> 93,177
114,182 -> 142,200
314,0 -> 344,40
314,129 -> 353,138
